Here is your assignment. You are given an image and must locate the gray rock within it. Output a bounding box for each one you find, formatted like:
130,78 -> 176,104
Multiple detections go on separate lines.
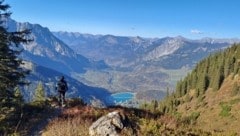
89,111 -> 126,136
90,97 -> 106,108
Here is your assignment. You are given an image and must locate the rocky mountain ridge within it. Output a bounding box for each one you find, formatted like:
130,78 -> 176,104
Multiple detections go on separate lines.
7,19 -> 108,76
53,31 -> 240,69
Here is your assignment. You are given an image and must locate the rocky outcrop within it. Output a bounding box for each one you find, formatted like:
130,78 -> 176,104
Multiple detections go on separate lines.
89,111 -> 126,136
90,97 -> 106,108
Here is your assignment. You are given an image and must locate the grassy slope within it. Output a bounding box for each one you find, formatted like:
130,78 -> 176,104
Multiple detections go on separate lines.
12,76 -> 239,136
11,76 -> 239,135
177,74 -> 240,135
42,105 -> 214,136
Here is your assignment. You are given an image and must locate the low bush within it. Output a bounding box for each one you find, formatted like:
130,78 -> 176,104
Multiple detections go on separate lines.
219,103 -> 231,117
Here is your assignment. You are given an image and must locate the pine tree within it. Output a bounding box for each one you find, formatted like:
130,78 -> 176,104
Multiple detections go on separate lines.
175,80 -> 182,97
212,66 -> 224,91
181,79 -> 187,96
233,61 -> 239,75
166,87 -> 170,97
13,86 -> 23,104
224,57 -> 230,77
0,1 -> 31,126
196,71 -> 208,95
151,100 -> 158,113
34,82 -> 46,102
191,71 -> 197,89
0,1 -> 31,109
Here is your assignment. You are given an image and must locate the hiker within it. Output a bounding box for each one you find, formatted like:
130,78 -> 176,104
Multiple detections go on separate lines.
56,76 -> 68,105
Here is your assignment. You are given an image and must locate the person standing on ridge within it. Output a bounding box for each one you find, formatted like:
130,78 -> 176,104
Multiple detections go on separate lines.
56,76 -> 68,106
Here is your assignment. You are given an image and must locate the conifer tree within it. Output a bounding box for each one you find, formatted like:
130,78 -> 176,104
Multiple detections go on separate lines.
0,0 -> 31,118
233,61 -> 239,75
191,71 -> 197,89
212,66 -> 224,91
175,80 -> 182,97
13,86 -> 23,104
196,71 -> 208,95
166,87 -> 170,98
34,82 -> 46,102
224,58 -> 230,77
181,79 -> 187,96
151,100 -> 158,112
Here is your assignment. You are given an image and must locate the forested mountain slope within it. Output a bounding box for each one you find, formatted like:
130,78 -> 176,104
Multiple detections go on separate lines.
157,44 -> 240,134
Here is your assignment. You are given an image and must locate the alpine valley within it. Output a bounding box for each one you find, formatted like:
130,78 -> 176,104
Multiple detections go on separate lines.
7,18 -> 240,104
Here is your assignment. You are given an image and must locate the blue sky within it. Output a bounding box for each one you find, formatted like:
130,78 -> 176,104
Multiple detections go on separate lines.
7,0 -> 240,39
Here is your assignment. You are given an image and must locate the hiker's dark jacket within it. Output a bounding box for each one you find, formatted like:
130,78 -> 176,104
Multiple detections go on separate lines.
57,79 -> 68,92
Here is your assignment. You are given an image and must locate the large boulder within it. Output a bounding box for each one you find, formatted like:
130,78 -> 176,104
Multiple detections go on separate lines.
89,111 -> 126,136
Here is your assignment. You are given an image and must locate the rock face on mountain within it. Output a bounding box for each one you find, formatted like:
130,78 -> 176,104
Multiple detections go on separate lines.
6,19 -> 108,76
89,111 -> 127,136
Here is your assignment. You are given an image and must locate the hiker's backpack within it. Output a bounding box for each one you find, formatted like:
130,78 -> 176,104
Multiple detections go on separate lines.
58,81 -> 66,91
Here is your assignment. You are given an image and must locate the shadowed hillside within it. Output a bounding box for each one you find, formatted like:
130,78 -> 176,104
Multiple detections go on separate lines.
21,61 -> 112,104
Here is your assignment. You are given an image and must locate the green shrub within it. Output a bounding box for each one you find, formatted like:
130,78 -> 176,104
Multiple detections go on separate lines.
219,103 -> 231,117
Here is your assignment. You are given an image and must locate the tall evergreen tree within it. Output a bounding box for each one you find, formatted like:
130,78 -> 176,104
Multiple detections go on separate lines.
233,60 -> 239,75
196,70 -> 208,95
212,65 -> 224,91
224,57 -> 230,78
175,80 -> 182,97
0,3 -> 30,91
0,0 -> 31,121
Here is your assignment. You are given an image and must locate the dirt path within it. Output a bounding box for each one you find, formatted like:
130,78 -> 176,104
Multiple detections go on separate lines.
28,107 -> 63,136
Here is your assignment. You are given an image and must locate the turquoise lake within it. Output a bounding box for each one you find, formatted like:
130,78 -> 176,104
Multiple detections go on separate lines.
108,92 -> 134,103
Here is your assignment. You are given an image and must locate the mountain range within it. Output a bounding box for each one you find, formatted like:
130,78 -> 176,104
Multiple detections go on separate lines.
53,31 -> 239,99
6,18 -> 240,102
53,31 -> 240,69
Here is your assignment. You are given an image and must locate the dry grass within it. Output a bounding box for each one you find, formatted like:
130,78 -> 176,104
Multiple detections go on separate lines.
42,104 -> 215,136
42,106 -> 105,136
42,105 -> 162,136
176,74 -> 240,135
42,117 -> 91,136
